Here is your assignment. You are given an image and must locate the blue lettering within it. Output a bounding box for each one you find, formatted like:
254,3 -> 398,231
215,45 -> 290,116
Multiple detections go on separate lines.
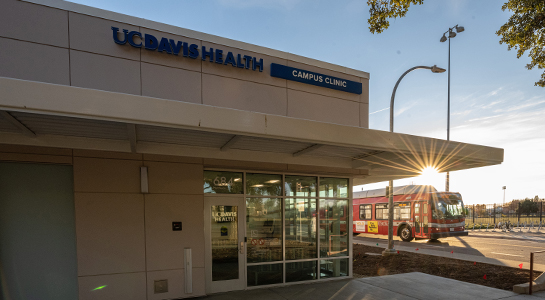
236,54 -> 245,68
188,44 -> 199,59
127,31 -> 142,48
112,27 -> 128,45
144,34 -> 158,50
183,42 -> 189,57
157,37 -> 172,54
215,49 -> 224,64
224,52 -> 236,67
202,46 -> 214,62
243,55 -> 252,69
253,57 -> 263,72
169,39 -> 183,55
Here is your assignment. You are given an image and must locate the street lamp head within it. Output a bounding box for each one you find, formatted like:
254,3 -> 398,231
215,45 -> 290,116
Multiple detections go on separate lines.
431,65 -> 446,73
456,25 -> 465,33
440,34 -> 447,42
449,30 -> 457,38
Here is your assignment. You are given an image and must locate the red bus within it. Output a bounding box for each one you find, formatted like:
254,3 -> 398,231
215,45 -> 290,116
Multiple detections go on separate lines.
353,185 -> 468,241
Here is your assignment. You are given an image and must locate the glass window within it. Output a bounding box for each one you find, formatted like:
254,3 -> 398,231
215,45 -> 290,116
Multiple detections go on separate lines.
320,259 -> 348,278
247,264 -> 283,286
319,178 -> 348,198
359,204 -> 372,220
394,203 -> 411,220
210,205 -> 239,281
286,261 -> 317,282
319,199 -> 348,258
246,173 -> 282,196
246,198 -> 282,263
285,198 -> 317,260
285,175 -> 317,197
375,204 -> 389,220
204,171 -> 243,194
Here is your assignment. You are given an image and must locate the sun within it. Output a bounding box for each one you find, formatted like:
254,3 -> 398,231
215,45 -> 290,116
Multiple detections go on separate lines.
414,166 -> 443,188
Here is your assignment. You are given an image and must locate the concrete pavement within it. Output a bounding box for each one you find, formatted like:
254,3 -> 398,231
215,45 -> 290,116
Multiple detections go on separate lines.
354,238 -> 545,272
195,273 -> 545,299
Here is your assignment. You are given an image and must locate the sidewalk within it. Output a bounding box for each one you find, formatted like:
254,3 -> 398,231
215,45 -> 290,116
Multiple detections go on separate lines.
469,229 -> 545,242
195,272 -> 545,300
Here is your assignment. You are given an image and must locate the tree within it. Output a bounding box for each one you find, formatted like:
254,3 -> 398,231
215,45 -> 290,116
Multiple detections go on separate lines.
367,0 -> 545,87
516,198 -> 539,215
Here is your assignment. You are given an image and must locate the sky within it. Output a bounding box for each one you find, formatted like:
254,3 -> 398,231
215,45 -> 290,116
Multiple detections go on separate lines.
68,0 -> 545,205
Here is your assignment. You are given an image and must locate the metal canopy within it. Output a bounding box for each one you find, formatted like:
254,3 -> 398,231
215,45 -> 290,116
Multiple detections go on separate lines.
0,77 -> 504,185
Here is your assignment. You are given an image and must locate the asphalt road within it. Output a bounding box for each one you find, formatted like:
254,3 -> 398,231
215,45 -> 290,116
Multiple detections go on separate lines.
353,233 -> 545,266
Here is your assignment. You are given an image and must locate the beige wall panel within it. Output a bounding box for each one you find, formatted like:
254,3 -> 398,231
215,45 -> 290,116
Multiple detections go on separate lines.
70,50 -> 141,95
145,194 -> 205,270
141,63 -> 201,104
0,144 -> 72,155
360,102 -> 369,129
287,89 -> 360,127
361,78 -> 370,104
73,149 -> 142,160
73,157 -> 142,193
287,60 -> 362,102
143,153 -> 203,164
78,272 -> 146,300
0,152 -> 72,164
201,41 -> 287,88
0,0 -> 68,47
204,158 -> 287,172
0,38 -> 69,85
146,161 -> 203,194
69,12 -> 140,60
140,28 -> 201,72
75,193 -> 146,276
202,74 -> 287,116
146,268 -> 205,299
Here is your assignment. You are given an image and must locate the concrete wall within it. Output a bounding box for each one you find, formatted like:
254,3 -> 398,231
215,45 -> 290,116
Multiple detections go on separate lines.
0,0 -> 369,128
0,145 -> 206,300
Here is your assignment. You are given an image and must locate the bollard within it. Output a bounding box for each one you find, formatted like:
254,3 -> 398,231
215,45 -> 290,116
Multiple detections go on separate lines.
473,223 -> 475,231
486,223 -> 489,232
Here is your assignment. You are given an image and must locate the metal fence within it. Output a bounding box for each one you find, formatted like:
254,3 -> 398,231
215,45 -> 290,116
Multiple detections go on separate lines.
465,202 -> 545,229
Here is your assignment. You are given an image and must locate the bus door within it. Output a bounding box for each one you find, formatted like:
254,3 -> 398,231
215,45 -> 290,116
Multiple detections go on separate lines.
413,201 -> 429,239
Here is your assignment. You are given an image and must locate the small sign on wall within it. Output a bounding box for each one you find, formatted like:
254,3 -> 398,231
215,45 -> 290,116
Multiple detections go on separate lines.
172,222 -> 182,231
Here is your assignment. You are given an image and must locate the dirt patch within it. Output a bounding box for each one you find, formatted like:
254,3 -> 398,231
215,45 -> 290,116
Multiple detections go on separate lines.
353,244 -> 539,290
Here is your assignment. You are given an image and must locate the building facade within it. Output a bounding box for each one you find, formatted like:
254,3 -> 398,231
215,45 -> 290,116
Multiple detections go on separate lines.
0,1 -> 503,299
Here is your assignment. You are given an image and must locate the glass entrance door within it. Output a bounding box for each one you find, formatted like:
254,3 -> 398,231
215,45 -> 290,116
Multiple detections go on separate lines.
204,196 -> 245,293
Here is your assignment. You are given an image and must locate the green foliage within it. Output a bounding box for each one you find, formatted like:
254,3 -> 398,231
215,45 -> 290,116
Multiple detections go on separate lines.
366,0 -> 545,87
496,0 -> 545,87
516,198 -> 539,215
367,0 -> 424,34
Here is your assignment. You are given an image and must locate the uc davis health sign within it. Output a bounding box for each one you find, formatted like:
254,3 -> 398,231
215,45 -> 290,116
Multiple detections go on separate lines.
112,27 -> 264,72
270,63 -> 362,94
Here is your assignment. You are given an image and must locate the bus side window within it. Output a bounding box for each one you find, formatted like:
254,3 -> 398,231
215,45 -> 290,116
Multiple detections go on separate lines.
359,204 -> 371,220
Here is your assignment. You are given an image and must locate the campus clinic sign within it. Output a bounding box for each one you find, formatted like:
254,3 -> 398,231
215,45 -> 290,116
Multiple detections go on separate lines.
270,63 -> 362,94
112,27 -> 264,71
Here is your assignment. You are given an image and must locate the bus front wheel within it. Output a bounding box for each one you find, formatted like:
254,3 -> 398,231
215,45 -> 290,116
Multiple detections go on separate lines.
400,226 -> 414,242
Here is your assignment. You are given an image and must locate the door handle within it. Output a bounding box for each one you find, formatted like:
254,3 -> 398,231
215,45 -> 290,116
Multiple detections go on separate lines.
240,241 -> 244,254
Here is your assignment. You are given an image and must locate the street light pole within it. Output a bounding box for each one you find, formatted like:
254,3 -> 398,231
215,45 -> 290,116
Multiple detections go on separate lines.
440,24 -> 464,192
384,65 -> 446,256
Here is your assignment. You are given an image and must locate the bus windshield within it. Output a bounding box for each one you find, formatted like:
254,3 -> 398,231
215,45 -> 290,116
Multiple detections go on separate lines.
432,199 -> 465,220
